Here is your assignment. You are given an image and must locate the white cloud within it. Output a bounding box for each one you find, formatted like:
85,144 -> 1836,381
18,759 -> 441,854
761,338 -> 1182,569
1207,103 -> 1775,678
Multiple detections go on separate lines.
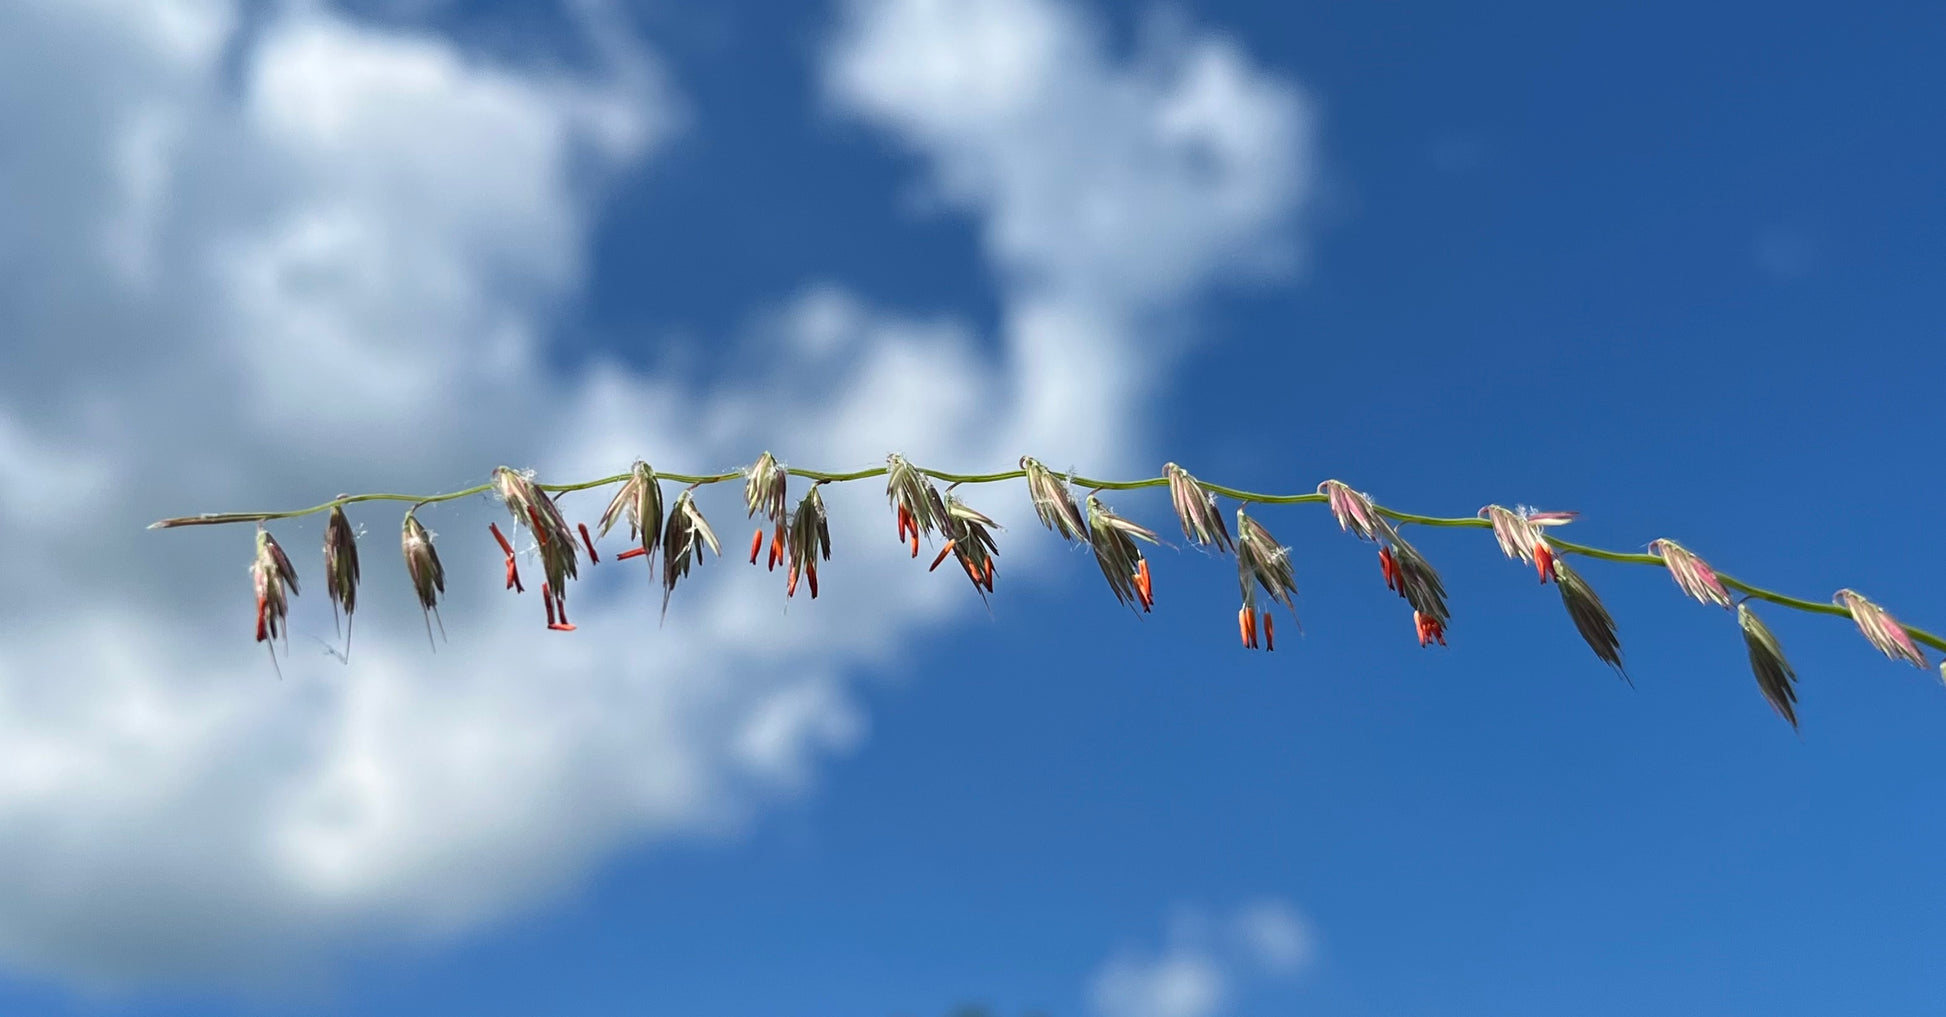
1089,901 -> 1317,1017
0,0 -> 1316,991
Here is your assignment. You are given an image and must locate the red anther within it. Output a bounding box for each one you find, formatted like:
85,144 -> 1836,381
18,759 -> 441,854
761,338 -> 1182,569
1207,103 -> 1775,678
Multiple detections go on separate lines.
616,546 -> 648,561
1415,610 -> 1447,647
255,593 -> 268,642
768,527 -> 784,571
578,523 -> 599,563
807,562 -> 819,599
983,558 -> 995,592
787,564 -> 801,598
489,522 -> 514,556
1263,611 -> 1275,651
748,528 -> 763,564
909,529 -> 919,559
542,583 -> 557,626
505,556 -> 524,593
929,539 -> 957,572
897,506 -> 912,543
548,622 -> 578,632
527,507 -> 550,546
1240,607 -> 1258,649
1534,542 -> 1555,584
1379,546 -> 1399,591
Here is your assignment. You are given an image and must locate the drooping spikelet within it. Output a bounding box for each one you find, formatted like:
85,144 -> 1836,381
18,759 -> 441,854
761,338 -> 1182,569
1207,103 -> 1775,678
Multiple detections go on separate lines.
933,490 -> 1002,599
886,453 -> 943,558
1737,603 -> 1799,729
1236,508 -> 1298,614
1833,588 -> 1927,669
1554,560 -> 1626,681
401,510 -> 446,649
251,526 -> 300,675
785,485 -> 832,599
322,505 -> 360,657
1166,463 -> 1232,553
1086,495 -> 1157,611
661,488 -> 720,618
494,466 -> 579,596
599,460 -> 664,575
1020,456 -> 1086,543
1319,479 -> 1385,543
1647,539 -> 1731,609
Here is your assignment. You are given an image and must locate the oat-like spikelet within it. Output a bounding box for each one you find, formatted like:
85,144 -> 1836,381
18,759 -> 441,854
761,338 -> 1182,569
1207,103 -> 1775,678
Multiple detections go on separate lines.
1479,504 -> 1576,563
1554,560 -> 1626,681
1833,588 -> 1927,669
251,526 -> 299,674
1236,507 -> 1299,616
661,488 -> 720,618
1086,495 -> 1157,611
1319,480 -> 1385,543
785,485 -> 833,599
401,511 -> 446,649
934,490 -> 1002,598
322,505 -> 360,657
1647,539 -> 1731,609
600,461 -> 664,575
494,467 -> 579,596
1736,604 -> 1799,729
1020,456 -> 1086,543
1165,463 -> 1232,553
1387,536 -> 1450,627
885,453 -> 943,558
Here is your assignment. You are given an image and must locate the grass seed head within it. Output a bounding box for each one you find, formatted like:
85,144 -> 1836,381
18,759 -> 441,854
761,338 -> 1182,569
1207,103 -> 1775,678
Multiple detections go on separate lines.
1647,539 -> 1731,609
661,489 -> 720,617
251,526 -> 299,645
745,452 -> 788,524
1736,603 -> 1799,729
600,461 -> 664,573
1085,494 -> 1157,611
323,504 -> 360,626
1235,507 -> 1299,616
1020,456 -> 1086,543
1319,480 -> 1386,543
1554,560 -> 1626,680
1833,588 -> 1927,669
1166,463 -> 1233,553
401,511 -> 447,647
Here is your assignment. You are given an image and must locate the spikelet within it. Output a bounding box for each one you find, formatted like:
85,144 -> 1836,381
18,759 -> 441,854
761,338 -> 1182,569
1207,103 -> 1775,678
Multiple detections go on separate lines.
1387,536 -> 1450,627
250,526 -> 300,675
493,467 -> 578,596
885,454 -> 944,558
1736,604 -> 1799,729
1319,480 -> 1385,543
1020,456 -> 1086,543
401,511 -> 446,649
1833,589 -> 1927,669
935,490 -> 1002,598
1086,495 -> 1158,611
599,461 -> 664,575
1648,539 -> 1731,609
661,488 -> 720,618
1554,560 -> 1626,681
322,505 -> 360,657
1236,508 -> 1298,615
1165,463 -> 1232,553
785,485 -> 833,599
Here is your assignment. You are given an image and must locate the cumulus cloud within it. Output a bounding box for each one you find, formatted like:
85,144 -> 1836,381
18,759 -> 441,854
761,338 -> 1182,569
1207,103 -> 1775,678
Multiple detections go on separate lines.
1089,900 -> 1318,1017
0,0 -> 1316,990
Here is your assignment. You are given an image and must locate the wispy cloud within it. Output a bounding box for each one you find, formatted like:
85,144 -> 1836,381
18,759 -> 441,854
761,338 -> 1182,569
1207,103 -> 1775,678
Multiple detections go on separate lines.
1090,900 -> 1318,1017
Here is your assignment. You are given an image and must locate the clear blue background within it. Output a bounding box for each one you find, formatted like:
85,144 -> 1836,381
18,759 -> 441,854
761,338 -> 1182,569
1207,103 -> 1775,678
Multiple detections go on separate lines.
14,0 -> 1945,1013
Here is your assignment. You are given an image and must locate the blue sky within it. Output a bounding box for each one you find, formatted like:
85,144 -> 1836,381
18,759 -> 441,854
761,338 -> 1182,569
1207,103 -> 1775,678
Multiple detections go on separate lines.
0,1 -> 1942,1015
